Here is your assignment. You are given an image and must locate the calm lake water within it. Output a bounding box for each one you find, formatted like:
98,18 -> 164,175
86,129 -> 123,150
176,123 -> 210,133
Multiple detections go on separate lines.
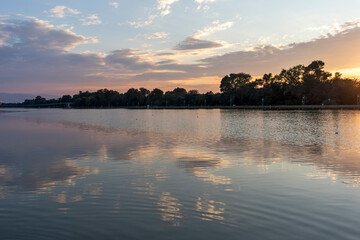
1,109 -> 360,239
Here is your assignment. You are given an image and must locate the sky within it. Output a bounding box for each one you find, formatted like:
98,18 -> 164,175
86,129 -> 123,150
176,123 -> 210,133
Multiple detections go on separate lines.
1,0 -> 360,96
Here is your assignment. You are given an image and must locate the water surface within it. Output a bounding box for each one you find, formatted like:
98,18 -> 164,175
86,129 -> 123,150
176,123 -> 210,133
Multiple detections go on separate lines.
1,109 -> 360,239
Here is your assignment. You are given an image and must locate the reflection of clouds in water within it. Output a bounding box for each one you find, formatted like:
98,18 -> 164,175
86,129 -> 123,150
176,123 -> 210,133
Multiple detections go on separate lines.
143,166 -> 169,182
82,183 -> 103,196
4,110 -> 360,229
306,169 -> 338,182
0,186 -> 7,199
0,157 -> 99,200
157,192 -> 182,226
173,146 -> 233,187
52,183 -> 103,204
53,192 -> 83,204
306,165 -> 360,188
196,196 -> 226,222
97,145 -> 108,162
193,171 -> 231,185
0,165 -> 12,189
0,116 -> 147,201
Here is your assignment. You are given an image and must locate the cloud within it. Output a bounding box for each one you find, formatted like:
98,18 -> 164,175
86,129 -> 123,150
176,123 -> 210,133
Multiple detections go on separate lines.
81,14 -> 102,25
108,2 -> 119,8
44,6 -> 80,18
105,49 -> 154,72
2,17 -> 360,95
194,0 -> 215,3
132,21 -> 360,88
200,26 -> 360,76
0,18 -> 102,93
174,21 -> 232,51
129,0 -> 214,27
304,20 -> 360,40
174,37 -> 223,50
144,32 -> 169,40
128,0 -> 179,28
44,6 -> 102,26
0,18 -> 97,51
194,0 -> 215,11
193,21 -> 234,38
157,0 -> 180,16
128,15 -> 157,28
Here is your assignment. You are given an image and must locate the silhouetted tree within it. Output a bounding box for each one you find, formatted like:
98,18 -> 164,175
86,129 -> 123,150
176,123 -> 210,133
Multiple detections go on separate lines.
15,60 -> 360,108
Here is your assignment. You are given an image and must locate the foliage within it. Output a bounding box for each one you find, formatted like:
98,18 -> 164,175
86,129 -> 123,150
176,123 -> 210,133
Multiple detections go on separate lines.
17,60 -> 360,107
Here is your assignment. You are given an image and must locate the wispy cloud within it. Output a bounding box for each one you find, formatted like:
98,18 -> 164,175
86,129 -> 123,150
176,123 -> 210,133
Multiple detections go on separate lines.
44,6 -> 102,26
128,0 -> 180,28
193,20 -> 234,38
174,37 -> 222,50
128,0 -> 218,29
157,0 -> 180,16
194,0 -> 215,11
305,20 -> 360,37
128,15 -> 157,28
174,20 -> 233,51
144,32 -> 169,40
194,0 -> 215,3
44,6 -> 80,18
108,2 -> 119,9
81,14 -> 102,25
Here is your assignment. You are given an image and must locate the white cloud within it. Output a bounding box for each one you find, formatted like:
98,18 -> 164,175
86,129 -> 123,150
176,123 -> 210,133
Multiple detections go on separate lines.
129,0 -> 179,28
44,6 -> 80,18
193,21 -> 234,38
81,14 -> 102,25
305,20 -> 360,36
157,0 -> 179,9
144,32 -> 169,40
194,0 -> 215,3
202,5 -> 210,11
108,2 -> 119,8
157,0 -> 180,16
56,24 -> 74,30
128,15 -> 158,28
195,0 -> 215,11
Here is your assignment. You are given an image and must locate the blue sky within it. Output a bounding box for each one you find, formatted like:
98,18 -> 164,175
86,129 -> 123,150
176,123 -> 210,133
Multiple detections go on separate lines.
1,0 -> 360,95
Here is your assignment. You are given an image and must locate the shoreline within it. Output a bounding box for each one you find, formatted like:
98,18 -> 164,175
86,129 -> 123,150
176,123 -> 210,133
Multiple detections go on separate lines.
2,105 -> 360,110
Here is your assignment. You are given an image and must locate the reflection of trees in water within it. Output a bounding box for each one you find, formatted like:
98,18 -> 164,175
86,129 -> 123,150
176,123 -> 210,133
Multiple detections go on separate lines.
220,110 -> 360,151
208,135 -> 360,187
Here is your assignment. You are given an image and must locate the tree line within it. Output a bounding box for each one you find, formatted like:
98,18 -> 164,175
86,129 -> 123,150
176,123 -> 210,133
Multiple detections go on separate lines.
7,60 -> 360,107
220,60 -> 360,105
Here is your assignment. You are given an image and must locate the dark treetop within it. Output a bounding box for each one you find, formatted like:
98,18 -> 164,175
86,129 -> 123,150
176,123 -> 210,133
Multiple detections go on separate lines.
3,60 -> 360,107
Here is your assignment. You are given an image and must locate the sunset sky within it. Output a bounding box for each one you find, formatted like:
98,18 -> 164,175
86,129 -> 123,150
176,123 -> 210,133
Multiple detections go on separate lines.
2,0 -> 360,96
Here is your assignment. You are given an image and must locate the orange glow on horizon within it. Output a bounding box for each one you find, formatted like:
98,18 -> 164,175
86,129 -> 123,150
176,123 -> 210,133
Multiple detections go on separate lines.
332,68 -> 360,79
